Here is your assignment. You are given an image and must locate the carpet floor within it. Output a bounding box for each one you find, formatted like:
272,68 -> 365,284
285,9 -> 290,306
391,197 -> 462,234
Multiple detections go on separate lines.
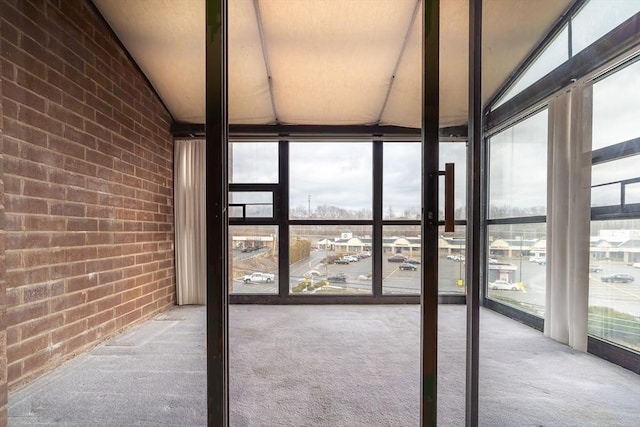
8,304 -> 640,426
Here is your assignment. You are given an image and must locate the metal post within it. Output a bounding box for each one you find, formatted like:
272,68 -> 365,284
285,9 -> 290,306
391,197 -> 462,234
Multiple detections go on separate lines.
206,0 -> 228,425
466,0 -> 482,425
422,0 -> 440,425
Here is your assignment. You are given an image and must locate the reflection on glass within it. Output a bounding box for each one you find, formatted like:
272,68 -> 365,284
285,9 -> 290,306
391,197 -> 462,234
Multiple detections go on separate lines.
229,225 -> 278,295
592,156 -> 640,187
230,142 -> 279,183
383,143 -> 420,220
588,219 -> 640,352
487,224 -> 547,317
489,109 -> 548,219
592,60 -> 640,150
289,143 -> 372,219
572,0 -> 640,56
625,182 -> 640,205
591,183 -> 620,207
229,191 -> 273,218
494,26 -> 569,108
382,225 -> 421,295
439,225 -> 466,294
290,226 -> 372,295
439,142 -> 467,221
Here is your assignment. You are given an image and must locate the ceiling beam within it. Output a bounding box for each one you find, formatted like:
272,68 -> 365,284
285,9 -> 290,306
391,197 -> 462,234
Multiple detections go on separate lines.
253,0 -> 280,123
376,0 -> 422,123
172,123 -> 468,139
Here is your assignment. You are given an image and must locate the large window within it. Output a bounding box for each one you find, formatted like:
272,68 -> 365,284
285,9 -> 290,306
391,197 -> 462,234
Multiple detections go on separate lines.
383,143 -> 421,220
290,225 -> 372,295
290,143 -> 372,220
489,110 -> 548,219
229,225 -> 279,295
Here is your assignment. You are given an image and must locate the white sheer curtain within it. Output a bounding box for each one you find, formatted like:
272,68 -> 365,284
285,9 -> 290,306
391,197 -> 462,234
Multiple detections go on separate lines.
174,139 -> 207,305
545,85 -> 592,351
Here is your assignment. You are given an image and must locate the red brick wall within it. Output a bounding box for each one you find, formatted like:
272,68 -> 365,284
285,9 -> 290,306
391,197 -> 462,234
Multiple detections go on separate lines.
0,0 -> 176,390
0,27 -> 8,425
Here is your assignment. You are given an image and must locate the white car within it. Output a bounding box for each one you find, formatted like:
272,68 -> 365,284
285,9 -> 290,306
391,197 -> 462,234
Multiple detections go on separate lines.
632,263 -> 640,269
303,270 -> 322,278
489,280 -> 519,291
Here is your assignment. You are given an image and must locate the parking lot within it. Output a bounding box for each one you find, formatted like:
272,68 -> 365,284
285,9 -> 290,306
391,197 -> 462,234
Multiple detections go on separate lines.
232,249 -> 640,318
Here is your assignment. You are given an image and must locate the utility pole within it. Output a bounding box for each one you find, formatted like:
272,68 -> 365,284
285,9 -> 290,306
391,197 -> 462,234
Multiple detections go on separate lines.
308,194 -> 311,217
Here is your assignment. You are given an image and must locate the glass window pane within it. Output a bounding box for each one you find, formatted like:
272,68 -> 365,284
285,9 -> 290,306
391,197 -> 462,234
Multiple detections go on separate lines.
290,225 -> 372,295
229,191 -> 273,218
383,225 -> 421,295
625,182 -> 640,204
487,224 -> 547,317
383,143 -> 421,220
230,225 -> 278,295
592,155 -> 640,186
439,142 -> 467,221
591,183 -> 621,207
290,143 -> 372,219
494,26 -> 569,108
230,142 -> 278,183
489,109 -> 548,219
572,0 -> 640,56
588,219 -> 640,351
592,61 -> 640,150
439,225 -> 466,294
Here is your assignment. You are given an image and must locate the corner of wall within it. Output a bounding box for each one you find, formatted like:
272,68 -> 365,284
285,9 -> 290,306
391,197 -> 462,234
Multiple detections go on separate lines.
0,25 -> 8,426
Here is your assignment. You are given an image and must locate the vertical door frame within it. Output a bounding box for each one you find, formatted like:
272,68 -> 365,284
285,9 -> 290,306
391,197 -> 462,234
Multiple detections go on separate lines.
206,0 -> 229,425
421,0 -> 440,425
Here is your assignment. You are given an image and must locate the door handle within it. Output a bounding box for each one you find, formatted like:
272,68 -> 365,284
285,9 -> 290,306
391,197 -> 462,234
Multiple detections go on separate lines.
439,163 -> 455,232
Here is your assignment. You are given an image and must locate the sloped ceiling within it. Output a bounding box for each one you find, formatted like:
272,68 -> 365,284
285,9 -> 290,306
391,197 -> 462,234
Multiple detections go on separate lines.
92,0 -> 573,129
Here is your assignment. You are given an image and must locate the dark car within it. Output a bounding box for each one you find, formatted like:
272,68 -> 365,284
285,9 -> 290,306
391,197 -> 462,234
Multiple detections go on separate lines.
334,258 -> 350,264
387,254 -> 407,262
601,273 -> 634,283
327,273 -> 347,282
399,262 -> 417,271
405,258 -> 420,264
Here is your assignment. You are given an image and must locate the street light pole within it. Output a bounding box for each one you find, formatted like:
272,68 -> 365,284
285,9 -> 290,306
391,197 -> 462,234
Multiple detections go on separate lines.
517,235 -> 523,283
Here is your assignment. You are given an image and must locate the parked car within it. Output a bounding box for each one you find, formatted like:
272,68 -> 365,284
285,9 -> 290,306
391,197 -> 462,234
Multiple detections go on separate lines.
534,258 -> 546,266
388,254 -> 408,262
447,254 -> 464,261
399,262 -> 417,271
242,272 -> 274,283
489,280 -> 519,291
334,258 -> 350,264
343,255 -> 359,262
589,265 -> 603,273
357,251 -> 372,258
405,258 -> 420,264
600,273 -> 635,283
529,256 -> 545,264
632,263 -> 640,269
327,273 -> 347,282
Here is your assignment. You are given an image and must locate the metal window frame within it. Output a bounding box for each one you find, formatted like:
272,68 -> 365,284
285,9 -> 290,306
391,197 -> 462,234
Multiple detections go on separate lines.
482,7 -> 640,377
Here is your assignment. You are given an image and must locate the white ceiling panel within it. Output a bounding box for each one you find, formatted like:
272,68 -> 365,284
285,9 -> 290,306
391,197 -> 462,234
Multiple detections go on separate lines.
228,0 -> 276,124
93,0 -> 206,123
259,0 -> 417,125
93,0 -> 575,128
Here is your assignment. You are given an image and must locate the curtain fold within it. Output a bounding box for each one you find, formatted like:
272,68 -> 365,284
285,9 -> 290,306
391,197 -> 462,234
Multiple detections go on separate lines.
545,86 -> 592,351
174,139 -> 207,305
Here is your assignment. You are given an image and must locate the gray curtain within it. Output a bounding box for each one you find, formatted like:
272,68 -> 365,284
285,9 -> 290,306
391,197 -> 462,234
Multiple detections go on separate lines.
545,85 -> 592,351
174,139 -> 207,305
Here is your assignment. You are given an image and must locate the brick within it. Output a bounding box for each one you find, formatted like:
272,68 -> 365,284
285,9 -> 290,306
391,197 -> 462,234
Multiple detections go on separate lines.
66,273 -> 98,293
6,302 -> 49,327
50,201 -> 85,217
